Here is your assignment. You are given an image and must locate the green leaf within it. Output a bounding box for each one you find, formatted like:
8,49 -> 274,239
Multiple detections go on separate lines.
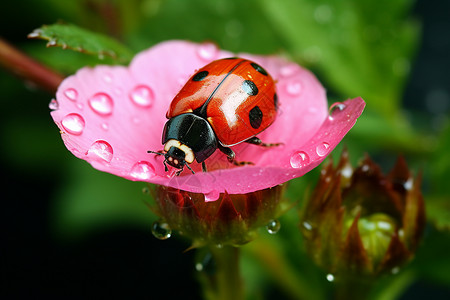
28,23 -> 134,64
52,160 -> 155,239
257,0 -> 420,120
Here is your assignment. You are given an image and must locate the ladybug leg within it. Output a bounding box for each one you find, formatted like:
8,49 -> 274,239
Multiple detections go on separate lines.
202,162 -> 208,173
245,136 -> 283,148
218,144 -> 254,166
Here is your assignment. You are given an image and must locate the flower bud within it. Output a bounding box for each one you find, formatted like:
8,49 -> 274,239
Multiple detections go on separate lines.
301,150 -> 425,277
150,184 -> 287,247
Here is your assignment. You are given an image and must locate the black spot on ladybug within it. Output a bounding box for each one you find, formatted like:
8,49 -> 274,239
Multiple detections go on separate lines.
192,71 -> 209,81
242,80 -> 258,96
250,62 -> 268,76
274,93 -> 278,110
249,106 -> 263,129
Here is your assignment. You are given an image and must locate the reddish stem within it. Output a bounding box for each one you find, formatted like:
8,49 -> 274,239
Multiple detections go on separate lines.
0,38 -> 64,93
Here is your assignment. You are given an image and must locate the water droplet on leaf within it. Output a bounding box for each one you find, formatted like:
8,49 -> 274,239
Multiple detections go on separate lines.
266,219 -> 281,234
151,221 -> 172,240
88,93 -> 114,115
61,113 -> 85,135
326,273 -> 335,282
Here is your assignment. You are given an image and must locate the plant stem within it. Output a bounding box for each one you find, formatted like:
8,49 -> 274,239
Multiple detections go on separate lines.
0,38 -> 63,93
334,276 -> 373,300
205,246 -> 244,300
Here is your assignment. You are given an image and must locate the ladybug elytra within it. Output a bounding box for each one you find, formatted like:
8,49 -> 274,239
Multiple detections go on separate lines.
148,57 -> 278,175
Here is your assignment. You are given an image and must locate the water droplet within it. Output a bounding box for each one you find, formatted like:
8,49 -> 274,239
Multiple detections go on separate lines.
64,88 -> 78,101
101,123 -> 109,131
88,92 -> 114,115
195,252 -> 215,274
47,38 -> 57,46
86,140 -> 113,163
197,42 -> 219,61
404,177 -> 413,191
316,142 -> 330,157
151,220 -> 172,240
341,164 -> 353,178
205,190 -> 220,202
285,80 -> 302,96
391,266 -> 400,274
130,161 -> 156,180
266,219 -> 281,234
61,113 -> 85,135
302,221 -> 313,231
129,85 -> 155,107
103,73 -> 113,83
361,164 -> 370,172
76,103 -> 84,110
326,273 -> 335,282
290,151 -> 310,168
49,99 -> 59,110
280,64 -> 300,77
328,102 -> 346,119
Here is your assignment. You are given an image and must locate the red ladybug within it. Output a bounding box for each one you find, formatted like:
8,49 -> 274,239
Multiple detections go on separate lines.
149,57 -> 278,175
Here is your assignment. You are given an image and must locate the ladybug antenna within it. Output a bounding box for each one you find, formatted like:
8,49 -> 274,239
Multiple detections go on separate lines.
147,150 -> 165,156
185,163 -> 195,175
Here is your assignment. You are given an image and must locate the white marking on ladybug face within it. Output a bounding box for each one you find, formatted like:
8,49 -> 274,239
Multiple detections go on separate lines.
164,139 -> 195,164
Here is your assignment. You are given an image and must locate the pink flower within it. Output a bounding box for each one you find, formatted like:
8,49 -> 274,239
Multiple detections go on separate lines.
51,40 -> 365,200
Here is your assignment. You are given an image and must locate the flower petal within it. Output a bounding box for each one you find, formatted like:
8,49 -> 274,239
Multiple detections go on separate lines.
52,40 -> 365,196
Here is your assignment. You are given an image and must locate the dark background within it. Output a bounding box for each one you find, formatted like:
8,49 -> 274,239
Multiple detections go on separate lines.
1,0 -> 449,299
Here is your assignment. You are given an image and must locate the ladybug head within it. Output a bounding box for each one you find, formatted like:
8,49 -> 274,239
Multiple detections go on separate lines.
148,139 -> 196,175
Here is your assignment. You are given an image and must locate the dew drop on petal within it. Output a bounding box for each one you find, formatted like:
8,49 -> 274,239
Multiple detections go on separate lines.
266,219 -> 281,234
205,190 -> 220,202
103,73 -> 113,83
197,42 -> 219,61
61,113 -> 85,135
290,151 -> 310,168
129,85 -> 155,107
316,142 -> 330,157
88,92 -> 114,115
130,161 -> 156,180
49,99 -> 59,110
86,140 -> 113,163
151,220 -> 172,240
101,122 -> 109,131
64,88 -> 78,101
280,64 -> 300,77
285,80 -> 302,96
328,102 -> 346,120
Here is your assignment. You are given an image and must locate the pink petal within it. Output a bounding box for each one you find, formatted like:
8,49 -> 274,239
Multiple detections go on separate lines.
51,40 -> 365,199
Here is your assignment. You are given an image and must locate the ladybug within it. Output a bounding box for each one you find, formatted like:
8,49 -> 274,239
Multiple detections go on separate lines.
148,57 -> 278,175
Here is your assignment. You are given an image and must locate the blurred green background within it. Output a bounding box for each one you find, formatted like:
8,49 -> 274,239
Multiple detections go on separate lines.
1,0 -> 449,299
